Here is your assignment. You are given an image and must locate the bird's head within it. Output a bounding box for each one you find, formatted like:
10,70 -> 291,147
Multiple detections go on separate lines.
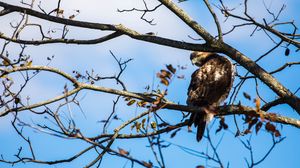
190,51 -> 216,66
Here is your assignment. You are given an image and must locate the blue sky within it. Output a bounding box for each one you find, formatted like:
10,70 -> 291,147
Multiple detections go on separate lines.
0,0 -> 300,167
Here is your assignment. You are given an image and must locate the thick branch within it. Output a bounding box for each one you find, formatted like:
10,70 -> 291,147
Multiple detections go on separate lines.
0,32 -> 122,45
158,0 -> 215,43
221,43 -> 300,114
155,1 -> 300,114
0,1 -> 214,51
1,65 -> 300,128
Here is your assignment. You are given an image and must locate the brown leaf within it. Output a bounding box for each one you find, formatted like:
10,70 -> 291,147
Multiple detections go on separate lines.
255,97 -> 260,112
150,122 -> 157,130
243,129 -> 252,135
170,131 -> 177,138
118,147 -> 129,156
265,122 -> 276,133
160,78 -> 169,86
255,121 -> 263,134
243,92 -> 251,100
248,118 -> 258,130
220,117 -> 228,129
196,166 -> 205,168
2,60 -> 10,66
170,128 -> 181,138
141,118 -> 146,129
153,96 -> 163,105
125,97 -> 131,101
127,99 -> 136,106
14,97 -> 20,104
166,64 -> 176,74
142,161 -> 153,168
137,101 -> 147,107
135,122 -> 141,133
130,124 -> 135,130
57,9 -> 64,14
275,130 -> 281,137
146,32 -> 155,36
160,70 -> 172,79
26,60 -> 33,67
69,14 -> 75,19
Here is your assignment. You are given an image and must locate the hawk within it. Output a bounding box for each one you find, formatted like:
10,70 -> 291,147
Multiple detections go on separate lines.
187,51 -> 235,142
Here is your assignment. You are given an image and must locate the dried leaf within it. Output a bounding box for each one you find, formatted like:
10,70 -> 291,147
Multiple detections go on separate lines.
243,92 -> 251,100
160,78 -> 169,86
265,122 -> 276,133
160,70 -> 172,79
146,32 -> 155,36
196,166 -> 205,168
127,99 -> 136,106
275,130 -> 281,137
142,161 -> 153,168
243,129 -> 251,135
0,75 -> 7,79
220,117 -> 228,129
26,60 -> 32,67
285,48 -> 290,56
255,97 -> 260,112
150,122 -> 157,130
135,122 -> 141,133
137,100 -> 147,107
166,64 -> 176,74
69,14 -> 75,19
130,124 -> 135,130
255,121 -> 263,134
2,60 -> 10,66
215,125 -> 222,134
98,120 -> 108,123
125,97 -> 131,101
14,97 -> 20,104
113,115 -> 119,120
248,118 -> 258,130
170,131 -> 177,138
170,128 -> 181,138
141,118 -> 146,129
118,147 -> 129,156
57,9 -> 64,14
216,117 -> 228,133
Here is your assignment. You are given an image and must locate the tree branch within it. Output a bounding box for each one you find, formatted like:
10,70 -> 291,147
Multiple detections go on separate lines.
1,65 -> 300,128
0,1 -> 214,51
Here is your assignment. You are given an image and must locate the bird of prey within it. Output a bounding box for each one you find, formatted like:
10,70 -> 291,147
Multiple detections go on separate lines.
187,51 -> 235,142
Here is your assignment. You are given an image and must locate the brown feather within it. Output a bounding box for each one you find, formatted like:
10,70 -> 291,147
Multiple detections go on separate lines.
187,53 -> 234,142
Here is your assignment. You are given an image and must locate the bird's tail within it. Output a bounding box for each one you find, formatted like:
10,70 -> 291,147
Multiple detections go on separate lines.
188,107 -> 215,142
188,112 -> 206,142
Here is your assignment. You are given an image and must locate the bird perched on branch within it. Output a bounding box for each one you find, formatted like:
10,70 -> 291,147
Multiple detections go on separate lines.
187,51 -> 235,142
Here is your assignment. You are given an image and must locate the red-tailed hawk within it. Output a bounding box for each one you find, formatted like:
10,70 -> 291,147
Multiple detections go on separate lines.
187,52 -> 234,142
